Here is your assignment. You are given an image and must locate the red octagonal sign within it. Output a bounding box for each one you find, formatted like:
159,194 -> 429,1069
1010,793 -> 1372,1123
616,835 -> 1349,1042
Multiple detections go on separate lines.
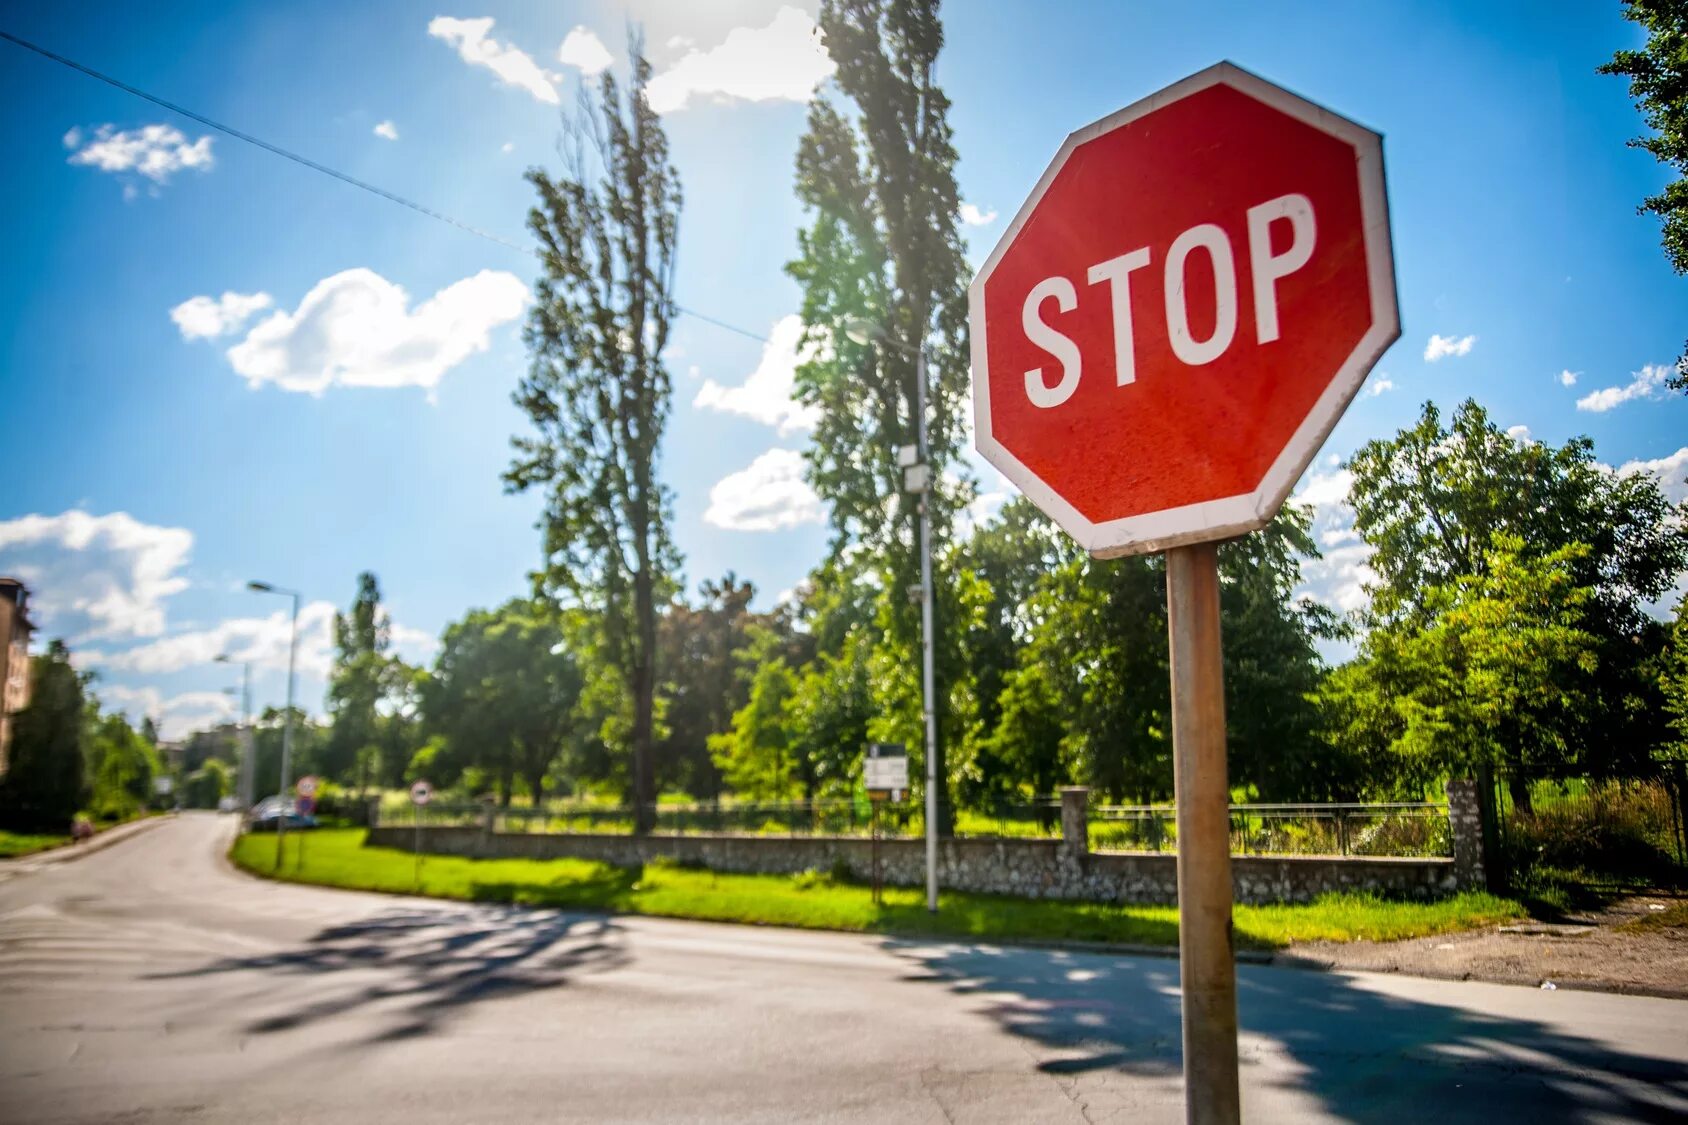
970,63 -> 1399,557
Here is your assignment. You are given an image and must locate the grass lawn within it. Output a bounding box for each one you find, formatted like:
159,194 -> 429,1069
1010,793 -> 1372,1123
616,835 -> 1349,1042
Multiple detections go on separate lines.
0,831 -> 71,858
232,829 -> 1523,950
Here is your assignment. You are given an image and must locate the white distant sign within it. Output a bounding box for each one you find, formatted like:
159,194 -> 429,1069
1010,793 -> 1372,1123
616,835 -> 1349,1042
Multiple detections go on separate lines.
410,780 -> 432,807
153,776 -> 174,796
864,744 -> 908,792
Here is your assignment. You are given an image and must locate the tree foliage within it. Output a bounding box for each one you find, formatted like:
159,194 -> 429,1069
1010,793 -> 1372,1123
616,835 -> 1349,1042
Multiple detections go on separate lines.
0,642 -> 88,831
422,601 -> 585,806
506,41 -> 681,832
787,0 -> 971,830
1599,0 -> 1688,382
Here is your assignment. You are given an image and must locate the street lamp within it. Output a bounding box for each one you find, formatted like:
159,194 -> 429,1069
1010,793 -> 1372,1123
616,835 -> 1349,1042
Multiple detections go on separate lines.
215,653 -> 255,811
247,580 -> 300,866
842,312 -> 941,914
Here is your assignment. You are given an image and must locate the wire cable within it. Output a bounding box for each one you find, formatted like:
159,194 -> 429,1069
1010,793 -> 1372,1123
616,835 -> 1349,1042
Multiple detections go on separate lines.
0,27 -> 771,345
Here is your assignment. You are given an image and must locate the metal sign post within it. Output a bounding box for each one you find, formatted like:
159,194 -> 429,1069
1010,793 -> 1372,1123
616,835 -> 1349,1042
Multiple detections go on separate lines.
410,780 -> 432,892
864,745 -> 907,908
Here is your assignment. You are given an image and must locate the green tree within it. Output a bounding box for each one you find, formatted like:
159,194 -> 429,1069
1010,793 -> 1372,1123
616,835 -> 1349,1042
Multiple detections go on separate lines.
1329,540 -> 1599,793
423,602 -> 585,806
0,642 -> 88,831
248,707 -> 324,802
1662,595 -> 1688,763
325,571 -> 393,795
86,711 -> 161,821
787,0 -> 971,830
506,42 -> 681,833
1599,0 -> 1688,385
709,637 -> 800,801
183,758 -> 232,809
1346,400 -> 1688,794
657,574 -> 760,800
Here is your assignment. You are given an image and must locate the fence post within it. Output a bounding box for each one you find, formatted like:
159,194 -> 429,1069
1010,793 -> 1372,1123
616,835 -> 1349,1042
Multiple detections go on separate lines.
1059,787 -> 1090,866
1446,778 -> 1488,893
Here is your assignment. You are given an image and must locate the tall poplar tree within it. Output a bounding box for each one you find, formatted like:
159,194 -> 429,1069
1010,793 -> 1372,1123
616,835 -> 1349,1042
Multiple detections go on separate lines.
787,0 -> 970,830
507,42 -> 681,832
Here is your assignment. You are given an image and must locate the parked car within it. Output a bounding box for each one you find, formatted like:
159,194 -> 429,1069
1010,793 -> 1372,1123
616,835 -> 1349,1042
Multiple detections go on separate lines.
245,796 -> 317,831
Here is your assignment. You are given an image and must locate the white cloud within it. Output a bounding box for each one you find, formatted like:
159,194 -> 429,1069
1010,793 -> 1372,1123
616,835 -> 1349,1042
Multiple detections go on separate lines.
374,120 -> 399,141
1575,363 -> 1673,413
704,448 -> 824,531
65,124 -> 214,186
96,685 -> 237,741
208,268 -> 528,395
959,202 -> 998,227
558,26 -> 613,75
1424,334 -> 1476,362
501,141 -> 515,154
646,6 -> 835,114
428,16 -> 559,104
1290,467 -> 1376,615
693,315 -> 820,435
0,511 -> 192,641
169,291 -> 273,340
1506,424 -> 1533,443
1617,446 -> 1688,506
87,600 -> 338,679
1366,377 -> 1394,397
1559,369 -> 1579,387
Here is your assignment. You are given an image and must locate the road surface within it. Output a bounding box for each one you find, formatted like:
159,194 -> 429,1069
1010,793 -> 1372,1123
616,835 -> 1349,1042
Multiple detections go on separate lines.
0,814 -> 1683,1123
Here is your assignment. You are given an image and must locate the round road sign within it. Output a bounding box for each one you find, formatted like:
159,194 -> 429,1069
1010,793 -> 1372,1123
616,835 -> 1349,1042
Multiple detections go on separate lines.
295,775 -> 319,798
970,62 -> 1399,558
410,780 -> 432,807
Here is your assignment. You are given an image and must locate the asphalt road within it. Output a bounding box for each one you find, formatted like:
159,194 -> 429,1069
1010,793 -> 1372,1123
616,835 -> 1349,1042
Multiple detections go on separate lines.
0,814 -> 1684,1124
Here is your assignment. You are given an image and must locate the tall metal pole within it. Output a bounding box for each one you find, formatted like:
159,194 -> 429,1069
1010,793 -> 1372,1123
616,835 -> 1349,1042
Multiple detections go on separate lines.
275,590 -> 299,868
1165,542 -> 1241,1125
915,336 -> 939,914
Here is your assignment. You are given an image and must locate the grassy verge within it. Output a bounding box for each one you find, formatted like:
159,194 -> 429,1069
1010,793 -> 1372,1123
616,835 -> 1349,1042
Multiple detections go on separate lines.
231,829 -> 1523,951
0,831 -> 72,858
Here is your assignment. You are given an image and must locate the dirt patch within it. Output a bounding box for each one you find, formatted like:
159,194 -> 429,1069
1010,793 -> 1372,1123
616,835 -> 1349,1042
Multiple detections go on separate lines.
1277,894 -> 1688,998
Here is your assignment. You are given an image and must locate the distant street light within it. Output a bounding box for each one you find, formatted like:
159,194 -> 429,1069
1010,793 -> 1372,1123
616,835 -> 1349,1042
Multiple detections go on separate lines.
215,653 -> 255,811
247,580 -> 300,866
840,312 -> 940,914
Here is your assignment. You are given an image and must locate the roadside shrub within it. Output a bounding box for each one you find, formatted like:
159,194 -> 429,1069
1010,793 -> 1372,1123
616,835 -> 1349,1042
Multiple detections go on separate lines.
1503,782 -> 1679,885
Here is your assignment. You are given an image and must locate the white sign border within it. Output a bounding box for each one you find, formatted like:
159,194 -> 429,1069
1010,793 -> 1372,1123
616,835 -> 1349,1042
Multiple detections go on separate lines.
968,60 -> 1401,558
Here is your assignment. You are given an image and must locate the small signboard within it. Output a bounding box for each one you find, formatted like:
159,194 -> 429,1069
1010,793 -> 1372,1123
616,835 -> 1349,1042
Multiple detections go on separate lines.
410,779 -> 433,807
153,776 -> 174,796
864,743 -> 908,797
295,775 -> 319,798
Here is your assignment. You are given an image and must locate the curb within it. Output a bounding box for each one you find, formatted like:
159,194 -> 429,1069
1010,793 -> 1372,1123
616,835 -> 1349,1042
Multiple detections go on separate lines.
0,814 -> 167,877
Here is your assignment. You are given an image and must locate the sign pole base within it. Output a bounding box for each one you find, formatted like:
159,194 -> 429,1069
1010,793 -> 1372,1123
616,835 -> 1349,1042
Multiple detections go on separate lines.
1166,542 -> 1241,1125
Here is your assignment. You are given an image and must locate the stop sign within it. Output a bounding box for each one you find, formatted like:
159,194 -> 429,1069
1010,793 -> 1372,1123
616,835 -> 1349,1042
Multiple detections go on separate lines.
970,63 -> 1399,557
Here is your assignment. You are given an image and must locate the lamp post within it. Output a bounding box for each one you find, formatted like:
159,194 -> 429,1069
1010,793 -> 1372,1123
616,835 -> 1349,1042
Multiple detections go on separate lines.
843,312 -> 940,914
247,580 -> 299,867
215,654 -> 254,812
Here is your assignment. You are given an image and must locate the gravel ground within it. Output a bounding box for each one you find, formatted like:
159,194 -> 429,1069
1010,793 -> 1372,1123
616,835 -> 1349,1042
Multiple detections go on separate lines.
1277,894 -> 1688,997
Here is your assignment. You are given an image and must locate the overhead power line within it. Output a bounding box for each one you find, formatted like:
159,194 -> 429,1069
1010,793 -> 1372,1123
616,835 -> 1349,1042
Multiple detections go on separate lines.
0,27 -> 771,345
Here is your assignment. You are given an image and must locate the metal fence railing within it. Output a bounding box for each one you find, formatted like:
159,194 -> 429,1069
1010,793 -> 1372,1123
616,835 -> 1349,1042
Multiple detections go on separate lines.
1090,801 -> 1452,858
372,795 -> 1453,858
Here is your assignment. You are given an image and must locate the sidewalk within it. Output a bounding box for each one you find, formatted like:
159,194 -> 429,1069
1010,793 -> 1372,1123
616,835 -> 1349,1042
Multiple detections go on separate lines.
0,815 -> 166,885
1277,894 -> 1688,999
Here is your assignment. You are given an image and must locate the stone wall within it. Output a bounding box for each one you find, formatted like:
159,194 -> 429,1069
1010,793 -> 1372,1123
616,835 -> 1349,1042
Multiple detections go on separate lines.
365,824 -> 1458,906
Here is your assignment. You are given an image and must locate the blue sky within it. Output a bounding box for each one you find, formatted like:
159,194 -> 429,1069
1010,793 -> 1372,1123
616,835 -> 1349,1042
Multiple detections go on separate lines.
0,1 -> 1682,738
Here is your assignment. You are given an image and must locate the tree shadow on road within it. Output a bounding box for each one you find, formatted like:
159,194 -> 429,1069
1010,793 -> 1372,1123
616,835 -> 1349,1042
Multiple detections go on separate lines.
882,939 -> 1688,1122
149,904 -> 629,1043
